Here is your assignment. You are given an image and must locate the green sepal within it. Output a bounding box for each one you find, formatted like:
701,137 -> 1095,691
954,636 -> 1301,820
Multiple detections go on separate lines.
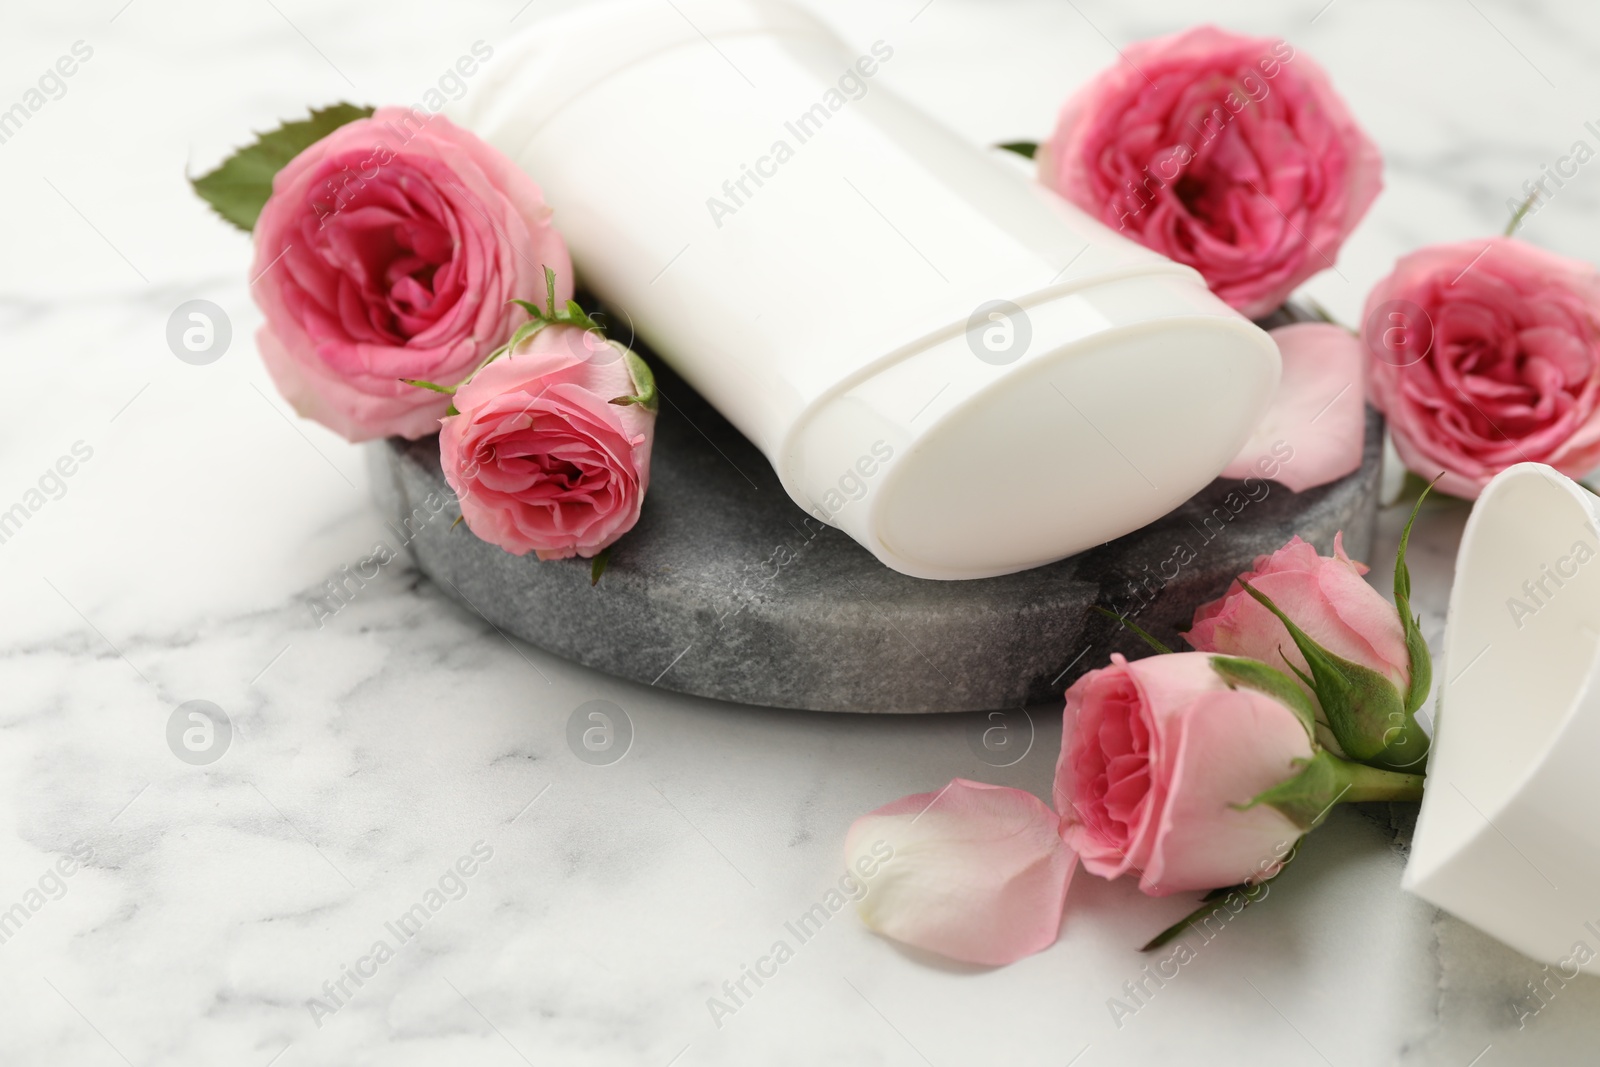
487,270 -> 604,367
1141,744 -> 1425,953
191,103 -> 375,232
590,548 -> 611,586
608,348 -> 659,413
400,377 -> 455,395
1239,580 -> 1429,771
1237,751 -> 1347,831
996,141 -> 1038,159
1091,605 -> 1172,654
1237,749 -> 1426,831
1394,477 -> 1439,717
1506,189 -> 1539,235
1210,655 -> 1317,741
439,268 -> 633,401
503,317 -> 553,354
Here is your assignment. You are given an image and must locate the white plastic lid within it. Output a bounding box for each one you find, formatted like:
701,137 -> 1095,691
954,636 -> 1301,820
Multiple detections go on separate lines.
1404,462 -> 1600,969
785,269 -> 1279,579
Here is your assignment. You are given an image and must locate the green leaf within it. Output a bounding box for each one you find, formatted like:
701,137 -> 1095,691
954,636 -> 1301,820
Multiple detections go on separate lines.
508,299 -> 546,319
996,141 -> 1038,160
1210,656 -> 1317,741
1091,605 -> 1172,654
1394,476 -> 1440,717
590,547 -> 611,586
1238,580 -> 1429,770
608,348 -> 659,413
190,103 -> 375,232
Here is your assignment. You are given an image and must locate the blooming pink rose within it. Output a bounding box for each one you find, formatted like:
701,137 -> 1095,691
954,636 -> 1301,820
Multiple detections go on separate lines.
252,107 -> 571,442
1221,322 -> 1367,491
439,325 -> 654,560
844,779 -> 1075,965
1038,26 -> 1382,317
1185,533 -> 1408,693
1363,237 -> 1600,499
1054,652 -> 1310,895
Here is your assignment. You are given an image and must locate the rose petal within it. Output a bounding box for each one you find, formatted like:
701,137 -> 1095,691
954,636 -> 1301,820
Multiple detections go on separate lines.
844,779 -> 1075,965
1140,687 -> 1310,894
1222,322 -> 1366,491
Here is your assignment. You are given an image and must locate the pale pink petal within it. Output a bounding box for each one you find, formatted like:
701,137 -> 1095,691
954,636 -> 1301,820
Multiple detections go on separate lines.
1140,688 -> 1310,894
1222,322 -> 1366,491
844,779 -> 1075,966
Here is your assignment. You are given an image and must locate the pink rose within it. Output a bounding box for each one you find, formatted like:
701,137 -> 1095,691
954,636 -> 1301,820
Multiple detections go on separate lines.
1184,533 -> 1408,692
1363,237 -> 1600,499
1054,652 -> 1310,895
844,779 -> 1075,965
1039,26 -> 1382,317
439,325 -> 655,560
252,107 -> 572,442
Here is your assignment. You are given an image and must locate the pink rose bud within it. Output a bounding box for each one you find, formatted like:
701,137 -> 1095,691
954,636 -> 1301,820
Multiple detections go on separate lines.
844,779 -> 1075,965
1184,519 -> 1433,770
1363,237 -> 1600,499
1039,26 -> 1382,318
439,323 -> 656,560
252,107 -> 572,442
1054,652 -> 1314,895
1187,533 -> 1407,691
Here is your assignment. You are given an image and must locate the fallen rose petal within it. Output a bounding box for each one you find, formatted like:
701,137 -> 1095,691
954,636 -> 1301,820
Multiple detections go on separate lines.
1222,322 -> 1366,491
843,779 -> 1074,965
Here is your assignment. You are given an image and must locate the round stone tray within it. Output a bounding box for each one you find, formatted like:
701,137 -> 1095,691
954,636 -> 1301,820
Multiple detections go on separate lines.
370,324 -> 1383,714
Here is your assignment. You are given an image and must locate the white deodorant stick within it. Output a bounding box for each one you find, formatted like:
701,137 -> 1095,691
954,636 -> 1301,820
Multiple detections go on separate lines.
451,0 -> 1279,579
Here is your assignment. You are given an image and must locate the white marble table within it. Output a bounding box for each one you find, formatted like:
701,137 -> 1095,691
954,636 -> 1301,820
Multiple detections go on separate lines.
5,0 -> 1599,1063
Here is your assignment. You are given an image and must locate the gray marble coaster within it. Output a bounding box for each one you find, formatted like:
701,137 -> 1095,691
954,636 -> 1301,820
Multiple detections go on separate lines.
371,334 -> 1383,714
